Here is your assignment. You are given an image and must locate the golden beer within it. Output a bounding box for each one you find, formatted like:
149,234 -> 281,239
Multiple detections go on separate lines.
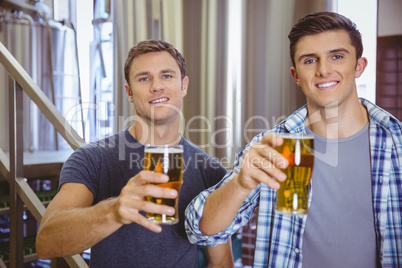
275,134 -> 314,215
144,145 -> 183,224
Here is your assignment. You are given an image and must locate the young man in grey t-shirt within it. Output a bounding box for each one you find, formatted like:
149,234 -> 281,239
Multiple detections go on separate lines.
36,40 -> 234,267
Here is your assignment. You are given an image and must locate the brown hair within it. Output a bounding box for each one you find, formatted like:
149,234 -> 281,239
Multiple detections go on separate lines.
288,11 -> 363,67
124,40 -> 187,84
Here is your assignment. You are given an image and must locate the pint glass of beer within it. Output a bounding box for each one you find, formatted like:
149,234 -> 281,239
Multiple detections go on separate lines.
275,134 -> 314,215
144,144 -> 183,224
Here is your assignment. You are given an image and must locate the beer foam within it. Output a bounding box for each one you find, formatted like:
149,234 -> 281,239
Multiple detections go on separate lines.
278,133 -> 314,139
144,145 -> 183,154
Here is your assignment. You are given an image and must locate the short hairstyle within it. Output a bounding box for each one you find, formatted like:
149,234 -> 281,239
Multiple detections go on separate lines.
288,11 -> 363,67
124,40 -> 187,84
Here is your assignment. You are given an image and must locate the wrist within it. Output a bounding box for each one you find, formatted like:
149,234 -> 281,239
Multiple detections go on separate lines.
232,175 -> 253,197
100,197 -> 126,225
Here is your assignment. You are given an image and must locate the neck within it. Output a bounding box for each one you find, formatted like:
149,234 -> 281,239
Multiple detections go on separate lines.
129,119 -> 181,146
305,101 -> 368,139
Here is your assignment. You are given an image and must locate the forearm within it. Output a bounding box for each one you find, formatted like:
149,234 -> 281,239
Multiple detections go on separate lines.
36,198 -> 122,259
199,175 -> 251,236
206,238 -> 234,268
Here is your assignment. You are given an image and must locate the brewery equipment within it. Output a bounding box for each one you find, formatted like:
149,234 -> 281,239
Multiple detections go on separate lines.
0,0 -> 83,151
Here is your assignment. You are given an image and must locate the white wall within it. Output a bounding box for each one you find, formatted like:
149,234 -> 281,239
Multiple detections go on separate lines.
337,0 -> 377,103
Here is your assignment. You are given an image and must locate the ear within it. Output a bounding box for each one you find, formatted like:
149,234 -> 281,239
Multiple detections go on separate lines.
290,67 -> 301,86
355,57 -> 368,78
181,76 -> 189,97
125,84 -> 134,103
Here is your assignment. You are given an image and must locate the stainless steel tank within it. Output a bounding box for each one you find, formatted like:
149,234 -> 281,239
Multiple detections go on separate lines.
0,1 -> 81,151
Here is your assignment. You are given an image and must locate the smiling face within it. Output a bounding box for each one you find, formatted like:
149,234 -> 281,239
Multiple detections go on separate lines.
125,51 -> 189,125
290,30 -> 367,112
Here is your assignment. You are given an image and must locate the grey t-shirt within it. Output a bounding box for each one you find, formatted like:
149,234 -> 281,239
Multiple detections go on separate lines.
302,124 -> 377,267
59,129 -> 227,268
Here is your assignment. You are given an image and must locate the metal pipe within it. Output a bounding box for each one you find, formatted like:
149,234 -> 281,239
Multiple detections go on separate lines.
19,12 -> 36,152
60,19 -> 86,143
36,10 -> 59,150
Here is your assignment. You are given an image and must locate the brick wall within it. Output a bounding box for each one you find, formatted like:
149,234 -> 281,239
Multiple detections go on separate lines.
376,35 -> 402,120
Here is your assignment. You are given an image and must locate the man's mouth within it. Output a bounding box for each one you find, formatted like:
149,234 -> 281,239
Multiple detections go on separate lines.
317,81 -> 338,88
150,97 -> 168,104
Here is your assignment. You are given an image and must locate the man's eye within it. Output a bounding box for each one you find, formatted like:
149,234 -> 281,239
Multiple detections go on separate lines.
305,59 -> 316,64
333,55 -> 343,60
139,77 -> 149,82
162,75 -> 172,79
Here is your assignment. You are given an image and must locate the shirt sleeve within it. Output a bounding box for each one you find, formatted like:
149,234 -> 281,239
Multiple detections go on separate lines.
59,145 -> 100,196
185,135 -> 264,247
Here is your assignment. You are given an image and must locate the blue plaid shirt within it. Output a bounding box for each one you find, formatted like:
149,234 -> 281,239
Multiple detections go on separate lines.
185,98 -> 402,267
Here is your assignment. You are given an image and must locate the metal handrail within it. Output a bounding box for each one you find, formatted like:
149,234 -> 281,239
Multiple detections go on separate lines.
0,41 -> 83,150
0,41 -> 88,267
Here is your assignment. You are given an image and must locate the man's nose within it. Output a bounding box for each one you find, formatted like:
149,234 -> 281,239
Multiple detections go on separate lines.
150,79 -> 165,93
316,60 -> 332,77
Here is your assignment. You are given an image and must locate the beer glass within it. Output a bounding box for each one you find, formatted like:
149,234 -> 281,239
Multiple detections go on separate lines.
144,144 -> 183,224
275,134 -> 314,215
